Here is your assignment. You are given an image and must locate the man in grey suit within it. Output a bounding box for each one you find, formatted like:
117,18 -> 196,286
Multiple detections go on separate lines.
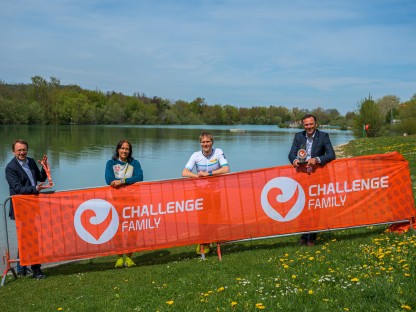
288,114 -> 336,246
5,139 -> 50,279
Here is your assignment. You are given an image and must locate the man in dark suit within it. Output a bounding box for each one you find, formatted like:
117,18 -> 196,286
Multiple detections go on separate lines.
5,139 -> 50,279
288,114 -> 335,246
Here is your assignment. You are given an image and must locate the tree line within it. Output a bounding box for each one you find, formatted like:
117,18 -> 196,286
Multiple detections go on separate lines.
354,94 -> 416,137
0,76 -> 414,137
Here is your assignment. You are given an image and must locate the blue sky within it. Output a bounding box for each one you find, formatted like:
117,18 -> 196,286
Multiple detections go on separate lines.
1,0 -> 415,114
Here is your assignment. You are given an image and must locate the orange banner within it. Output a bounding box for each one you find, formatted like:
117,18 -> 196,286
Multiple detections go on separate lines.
12,152 -> 415,265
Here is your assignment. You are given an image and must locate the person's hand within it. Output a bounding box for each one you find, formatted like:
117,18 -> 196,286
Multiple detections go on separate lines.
307,158 -> 318,167
197,171 -> 209,177
36,182 -> 50,191
292,159 -> 299,168
110,179 -> 124,188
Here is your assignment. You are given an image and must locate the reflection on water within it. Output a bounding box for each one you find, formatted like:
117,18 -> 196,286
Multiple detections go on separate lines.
0,124 -> 353,201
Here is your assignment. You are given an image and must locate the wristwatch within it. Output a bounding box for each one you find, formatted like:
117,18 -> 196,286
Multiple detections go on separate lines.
208,171 -> 213,176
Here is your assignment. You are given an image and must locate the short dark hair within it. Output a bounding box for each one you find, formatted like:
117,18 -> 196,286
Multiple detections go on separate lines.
12,139 -> 28,151
112,139 -> 133,163
199,131 -> 214,143
301,114 -> 317,123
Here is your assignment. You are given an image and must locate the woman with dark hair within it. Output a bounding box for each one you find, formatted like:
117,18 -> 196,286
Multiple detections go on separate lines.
105,139 -> 143,268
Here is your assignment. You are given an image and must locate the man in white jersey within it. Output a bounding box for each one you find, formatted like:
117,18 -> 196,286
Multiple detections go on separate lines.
182,132 -> 229,178
182,131 -> 230,254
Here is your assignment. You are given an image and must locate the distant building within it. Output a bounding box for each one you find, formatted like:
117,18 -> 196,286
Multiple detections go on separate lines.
288,121 -> 301,128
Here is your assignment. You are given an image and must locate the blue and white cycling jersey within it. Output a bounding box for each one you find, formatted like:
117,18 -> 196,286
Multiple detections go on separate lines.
184,148 -> 228,173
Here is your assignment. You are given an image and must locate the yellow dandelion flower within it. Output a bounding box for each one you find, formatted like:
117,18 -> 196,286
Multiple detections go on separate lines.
236,277 -> 241,281
351,278 -> 359,282
166,300 -> 174,305
401,305 -> 412,310
231,301 -> 237,307
256,303 -> 265,309
283,264 -> 289,269
57,309 -> 63,311
404,273 -> 411,277
217,287 -> 225,292
343,308 -> 349,311
308,257 -> 314,260
292,275 -> 297,279
308,290 -> 314,295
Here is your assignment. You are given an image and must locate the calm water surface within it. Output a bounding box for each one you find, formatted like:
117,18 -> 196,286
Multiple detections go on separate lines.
0,124 -> 353,269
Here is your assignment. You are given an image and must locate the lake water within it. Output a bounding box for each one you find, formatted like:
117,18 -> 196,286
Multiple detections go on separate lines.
0,124 -> 353,271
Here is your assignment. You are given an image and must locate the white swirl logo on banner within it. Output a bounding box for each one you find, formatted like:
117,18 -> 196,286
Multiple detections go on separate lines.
74,199 -> 119,244
260,177 -> 306,222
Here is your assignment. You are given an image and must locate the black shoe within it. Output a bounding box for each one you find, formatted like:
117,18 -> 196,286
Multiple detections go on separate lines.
17,267 -> 27,276
32,269 -> 47,279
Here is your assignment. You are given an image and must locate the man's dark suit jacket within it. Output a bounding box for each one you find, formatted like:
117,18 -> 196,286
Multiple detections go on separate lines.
288,129 -> 336,166
5,157 -> 47,220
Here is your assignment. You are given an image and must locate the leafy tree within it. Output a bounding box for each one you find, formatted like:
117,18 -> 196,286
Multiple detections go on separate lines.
151,96 -> 170,122
291,107 -> 310,121
398,99 -> 416,119
202,104 -> 225,124
311,107 -> 329,125
394,117 -> 416,135
189,97 -> 205,116
171,100 -> 202,124
223,105 -> 239,124
353,96 -> 385,137
26,101 -> 45,124
238,107 -> 251,124
377,95 -> 400,123
393,98 -> 416,134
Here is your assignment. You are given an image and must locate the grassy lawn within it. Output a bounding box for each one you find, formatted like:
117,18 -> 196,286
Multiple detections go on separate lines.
1,135 -> 415,312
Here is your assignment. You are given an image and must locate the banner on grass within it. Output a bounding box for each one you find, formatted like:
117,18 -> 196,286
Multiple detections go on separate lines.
12,152 -> 415,265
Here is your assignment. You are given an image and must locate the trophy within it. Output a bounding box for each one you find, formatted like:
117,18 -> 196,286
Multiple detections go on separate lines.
38,155 -> 54,188
297,144 -> 307,165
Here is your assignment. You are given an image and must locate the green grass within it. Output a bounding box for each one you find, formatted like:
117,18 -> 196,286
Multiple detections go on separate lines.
1,135 -> 415,312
